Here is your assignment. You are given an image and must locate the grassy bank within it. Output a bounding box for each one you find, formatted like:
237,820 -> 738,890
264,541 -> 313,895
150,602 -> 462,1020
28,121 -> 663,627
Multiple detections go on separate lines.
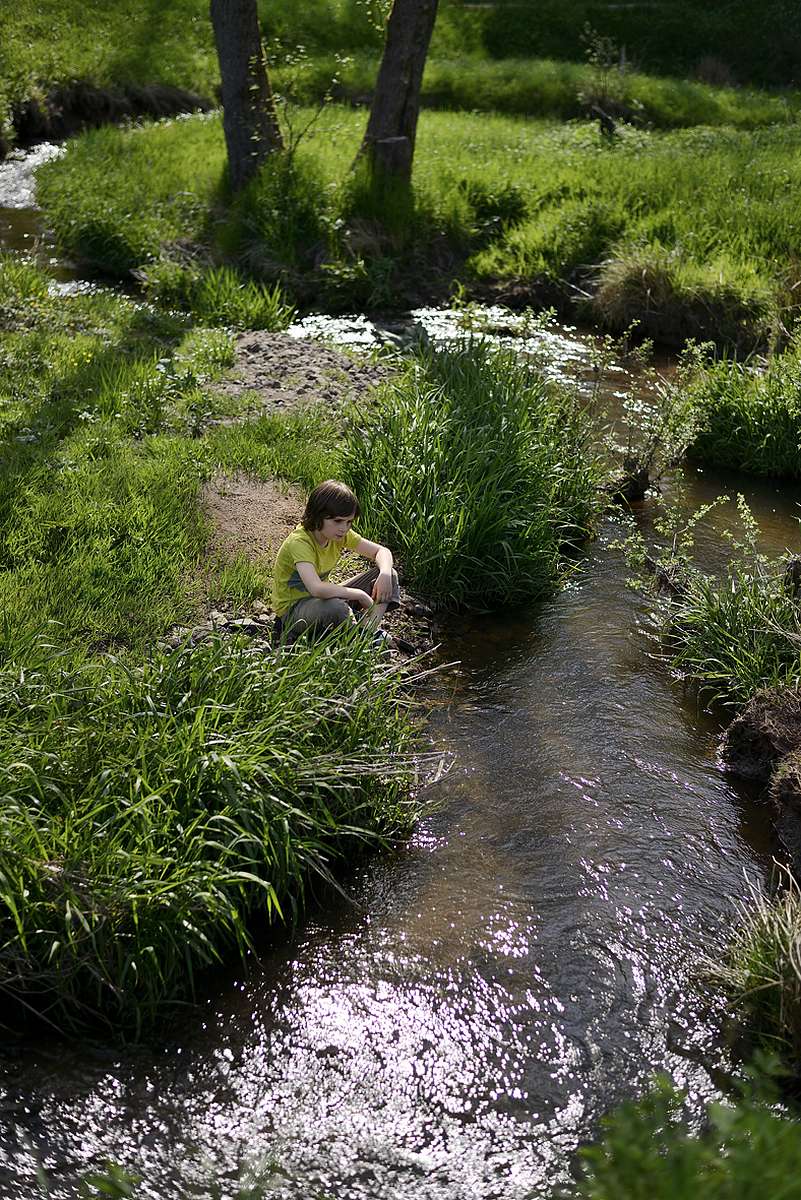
36,108 -> 801,348
0,256 -> 424,1033
3,0 -> 797,149
686,337 -> 801,478
0,632 -> 418,1034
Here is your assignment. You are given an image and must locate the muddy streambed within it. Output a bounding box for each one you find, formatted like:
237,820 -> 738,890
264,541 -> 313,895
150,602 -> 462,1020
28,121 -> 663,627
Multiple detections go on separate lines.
1,149 -> 801,1199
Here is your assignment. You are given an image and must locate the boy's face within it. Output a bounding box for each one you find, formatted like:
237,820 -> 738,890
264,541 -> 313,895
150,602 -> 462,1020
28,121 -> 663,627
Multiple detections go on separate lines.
319,511 -> 356,543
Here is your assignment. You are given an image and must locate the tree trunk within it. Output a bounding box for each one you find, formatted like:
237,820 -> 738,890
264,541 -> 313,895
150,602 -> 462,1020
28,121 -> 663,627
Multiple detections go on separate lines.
210,0 -> 284,192
358,0 -> 439,186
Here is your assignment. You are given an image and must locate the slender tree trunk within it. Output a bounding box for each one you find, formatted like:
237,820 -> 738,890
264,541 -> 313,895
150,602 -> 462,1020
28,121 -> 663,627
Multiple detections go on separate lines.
358,0 -> 439,185
210,0 -> 284,192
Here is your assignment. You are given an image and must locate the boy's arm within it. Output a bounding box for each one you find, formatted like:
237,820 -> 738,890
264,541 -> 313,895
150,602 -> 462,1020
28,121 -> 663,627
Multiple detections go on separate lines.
352,537 -> 394,603
294,560 -> 373,609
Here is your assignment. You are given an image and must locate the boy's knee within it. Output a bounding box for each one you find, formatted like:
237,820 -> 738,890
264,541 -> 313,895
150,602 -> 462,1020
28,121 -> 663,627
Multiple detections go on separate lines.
319,598 -> 352,628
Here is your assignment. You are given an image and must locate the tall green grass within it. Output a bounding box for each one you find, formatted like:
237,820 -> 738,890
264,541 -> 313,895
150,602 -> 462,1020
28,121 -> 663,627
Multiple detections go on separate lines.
688,341 -> 801,478
341,342 -> 603,608
709,871 -> 801,1069
0,632 -> 419,1034
629,497 -> 801,708
37,108 -> 801,345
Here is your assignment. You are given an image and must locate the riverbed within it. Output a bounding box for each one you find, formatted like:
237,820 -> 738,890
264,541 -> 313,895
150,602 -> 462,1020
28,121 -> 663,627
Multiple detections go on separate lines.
0,148 -> 798,1200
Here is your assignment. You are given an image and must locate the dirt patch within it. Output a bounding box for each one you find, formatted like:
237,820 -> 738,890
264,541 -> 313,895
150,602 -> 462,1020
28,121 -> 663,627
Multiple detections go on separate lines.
721,688 -> 801,783
200,474 -> 303,562
771,751 -> 801,812
214,330 -> 392,418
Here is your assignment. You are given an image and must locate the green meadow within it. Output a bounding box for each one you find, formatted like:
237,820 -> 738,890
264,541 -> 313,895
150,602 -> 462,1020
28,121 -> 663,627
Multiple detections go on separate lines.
34,107 -> 801,349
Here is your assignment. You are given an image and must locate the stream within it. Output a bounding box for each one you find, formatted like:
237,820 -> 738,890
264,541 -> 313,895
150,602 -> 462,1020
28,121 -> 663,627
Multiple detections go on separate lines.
1,147 -> 799,1200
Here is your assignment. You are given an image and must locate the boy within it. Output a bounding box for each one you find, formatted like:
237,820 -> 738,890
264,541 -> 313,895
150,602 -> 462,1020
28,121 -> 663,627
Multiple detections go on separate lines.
271,480 -> 400,642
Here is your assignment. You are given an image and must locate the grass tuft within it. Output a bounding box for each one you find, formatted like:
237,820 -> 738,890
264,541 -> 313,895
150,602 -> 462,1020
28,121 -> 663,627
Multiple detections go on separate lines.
709,869 -> 801,1069
341,341 -> 603,608
688,340 -> 801,477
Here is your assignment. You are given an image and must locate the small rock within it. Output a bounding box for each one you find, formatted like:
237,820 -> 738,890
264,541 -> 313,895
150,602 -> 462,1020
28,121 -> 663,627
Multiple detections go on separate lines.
225,618 -> 261,636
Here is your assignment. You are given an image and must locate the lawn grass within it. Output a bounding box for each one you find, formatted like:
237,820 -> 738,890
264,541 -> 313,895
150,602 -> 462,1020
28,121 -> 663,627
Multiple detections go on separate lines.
36,107 -> 801,347
341,341 -> 604,608
2,0 -> 797,150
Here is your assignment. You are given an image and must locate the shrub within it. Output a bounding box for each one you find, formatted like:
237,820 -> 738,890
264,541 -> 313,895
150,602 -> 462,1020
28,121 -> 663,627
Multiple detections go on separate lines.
340,342 -> 603,608
571,1076 -> 801,1199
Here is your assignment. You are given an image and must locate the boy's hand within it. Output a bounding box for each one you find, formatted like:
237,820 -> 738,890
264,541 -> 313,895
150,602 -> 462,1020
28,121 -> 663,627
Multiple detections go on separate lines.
372,571 -> 393,603
348,588 -> 374,610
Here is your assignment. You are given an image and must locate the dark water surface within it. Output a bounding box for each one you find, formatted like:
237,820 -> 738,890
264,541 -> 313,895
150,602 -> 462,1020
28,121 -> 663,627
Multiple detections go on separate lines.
1,147 -> 801,1199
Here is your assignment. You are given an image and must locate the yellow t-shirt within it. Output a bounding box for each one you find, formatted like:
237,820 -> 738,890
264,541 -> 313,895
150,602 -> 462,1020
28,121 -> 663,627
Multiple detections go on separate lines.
271,525 -> 361,616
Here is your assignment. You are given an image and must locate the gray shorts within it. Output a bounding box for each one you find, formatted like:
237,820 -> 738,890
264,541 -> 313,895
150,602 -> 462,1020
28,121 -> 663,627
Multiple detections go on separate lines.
281,565 -> 401,638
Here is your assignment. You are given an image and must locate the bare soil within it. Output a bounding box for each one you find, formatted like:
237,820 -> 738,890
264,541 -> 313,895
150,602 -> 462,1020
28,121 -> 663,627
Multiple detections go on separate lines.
214,330 -> 391,418
200,474 -> 303,562
721,688 -> 801,783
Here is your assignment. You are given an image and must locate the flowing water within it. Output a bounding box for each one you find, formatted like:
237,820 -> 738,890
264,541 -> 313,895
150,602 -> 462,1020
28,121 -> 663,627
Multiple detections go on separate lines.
1,148 -> 800,1200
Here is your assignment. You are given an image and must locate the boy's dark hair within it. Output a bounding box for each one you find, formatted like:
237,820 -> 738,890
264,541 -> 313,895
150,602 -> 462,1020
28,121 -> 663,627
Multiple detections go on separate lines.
302,480 -> 360,531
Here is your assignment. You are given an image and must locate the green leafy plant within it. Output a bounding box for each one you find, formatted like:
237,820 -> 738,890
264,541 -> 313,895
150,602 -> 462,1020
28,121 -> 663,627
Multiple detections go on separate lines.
341,341 -> 604,607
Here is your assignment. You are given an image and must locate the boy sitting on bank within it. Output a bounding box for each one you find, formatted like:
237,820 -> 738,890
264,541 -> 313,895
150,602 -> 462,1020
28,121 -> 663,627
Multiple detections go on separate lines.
271,479 -> 400,643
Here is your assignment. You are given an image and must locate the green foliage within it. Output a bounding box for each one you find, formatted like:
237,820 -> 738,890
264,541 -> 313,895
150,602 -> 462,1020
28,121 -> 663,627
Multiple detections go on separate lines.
341,342 -> 603,608
592,245 -> 776,351
0,631 -> 419,1034
38,108 -> 801,346
482,0 -> 801,89
710,871 -> 801,1070
627,495 -> 801,708
218,154 -> 332,276
571,1077 -> 801,1199
688,341 -> 801,477
140,261 -> 295,330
